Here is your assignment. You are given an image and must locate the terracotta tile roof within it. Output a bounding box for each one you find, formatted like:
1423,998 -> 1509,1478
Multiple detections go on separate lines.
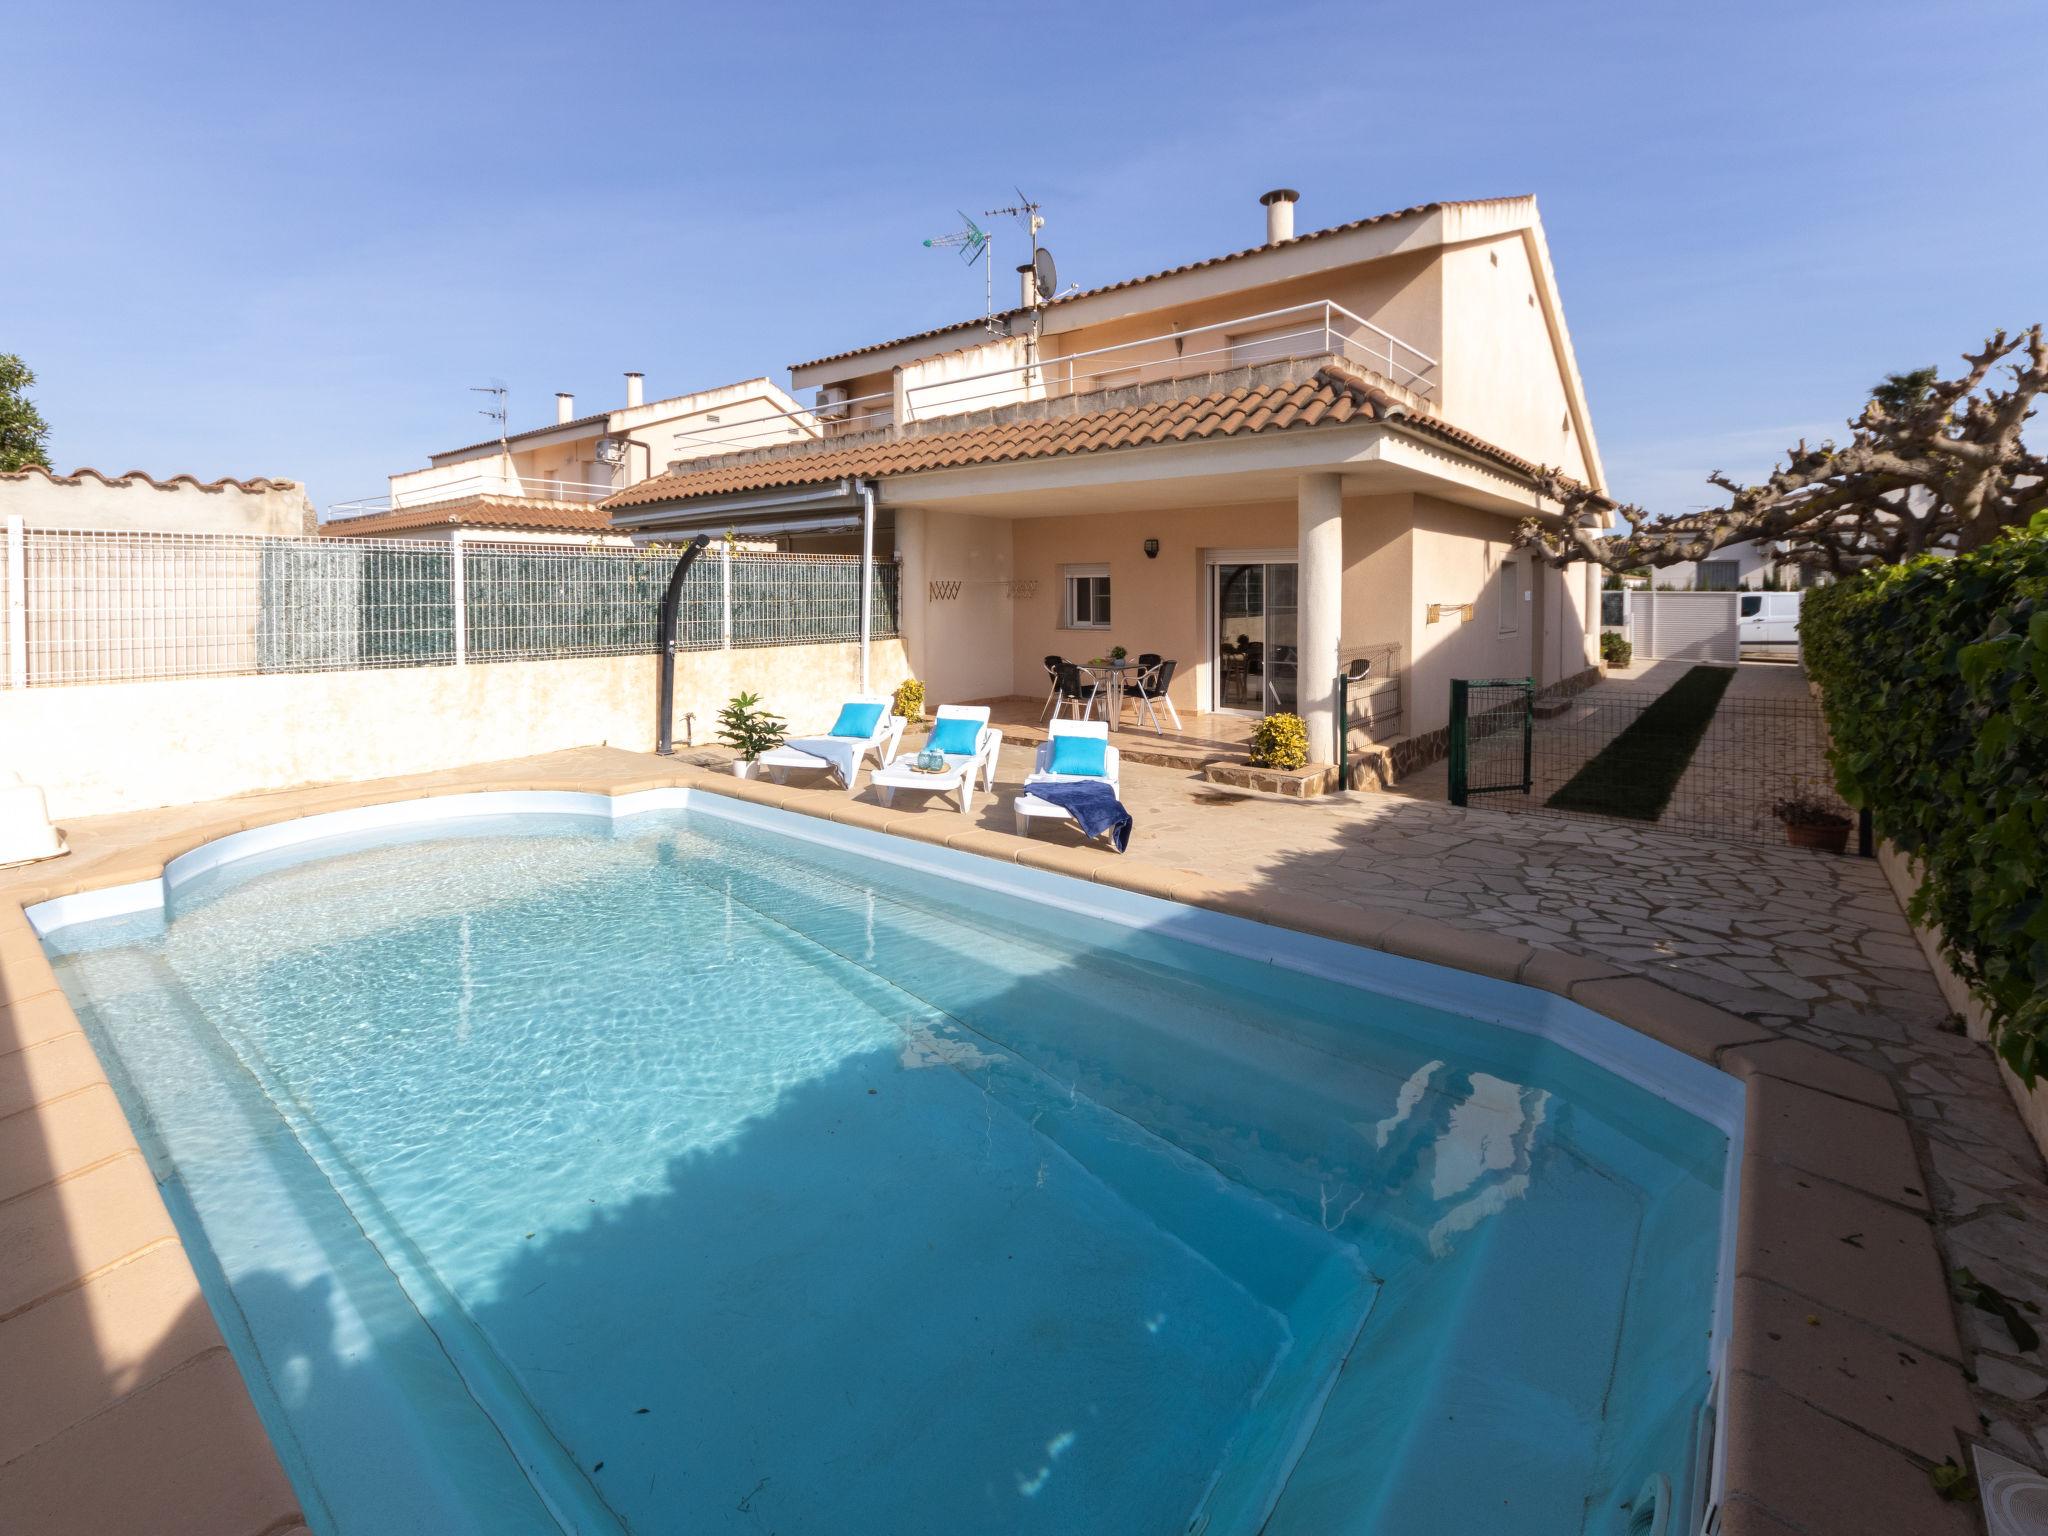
789,198 -> 1522,373
318,495 -> 615,538
0,464 -> 300,492
605,363 -> 1546,512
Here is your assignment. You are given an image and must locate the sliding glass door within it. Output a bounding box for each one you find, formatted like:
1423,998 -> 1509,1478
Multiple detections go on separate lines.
1211,559 -> 1298,714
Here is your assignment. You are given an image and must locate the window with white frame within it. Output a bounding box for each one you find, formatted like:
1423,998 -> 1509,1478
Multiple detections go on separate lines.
1064,564 -> 1112,628
1497,557 -> 1521,634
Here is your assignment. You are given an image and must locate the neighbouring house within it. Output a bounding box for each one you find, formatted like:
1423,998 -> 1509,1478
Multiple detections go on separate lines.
1652,524 -> 1828,591
605,190 -> 1612,773
0,464 -> 316,536
323,373 -> 817,543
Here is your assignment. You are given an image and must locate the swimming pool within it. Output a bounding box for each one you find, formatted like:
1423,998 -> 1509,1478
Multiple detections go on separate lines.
33,790 -> 1740,1536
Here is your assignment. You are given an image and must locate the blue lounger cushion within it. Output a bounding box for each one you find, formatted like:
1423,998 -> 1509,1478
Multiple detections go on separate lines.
828,702 -> 887,739
928,717 -> 983,756
1049,734 -> 1107,777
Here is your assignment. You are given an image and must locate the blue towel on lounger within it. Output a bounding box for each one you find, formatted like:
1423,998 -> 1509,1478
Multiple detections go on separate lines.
1027,780 -> 1133,853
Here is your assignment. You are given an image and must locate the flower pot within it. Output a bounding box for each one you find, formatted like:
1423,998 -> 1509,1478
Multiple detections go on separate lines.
732,759 -> 758,780
1784,819 -> 1850,854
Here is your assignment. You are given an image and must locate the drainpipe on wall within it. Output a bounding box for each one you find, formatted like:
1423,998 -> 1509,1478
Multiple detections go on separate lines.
859,482 -> 876,693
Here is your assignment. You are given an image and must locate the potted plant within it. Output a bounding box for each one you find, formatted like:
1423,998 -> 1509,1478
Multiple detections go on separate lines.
1109,644 -> 1128,663
1600,631 -> 1633,669
1772,796 -> 1852,854
717,691 -> 786,778
891,677 -> 926,724
1248,711 -> 1311,771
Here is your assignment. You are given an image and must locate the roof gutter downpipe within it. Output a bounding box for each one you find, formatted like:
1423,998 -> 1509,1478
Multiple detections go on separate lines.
655,533 -> 712,756
859,481 -> 876,694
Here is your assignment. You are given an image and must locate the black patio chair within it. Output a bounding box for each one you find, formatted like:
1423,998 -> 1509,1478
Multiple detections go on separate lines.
1131,658 -> 1181,732
1049,661 -> 1102,722
1040,654 -> 1066,720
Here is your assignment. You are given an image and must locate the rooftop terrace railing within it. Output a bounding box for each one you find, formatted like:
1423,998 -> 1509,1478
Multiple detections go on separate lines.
326,474 -> 621,522
665,300 -> 1439,460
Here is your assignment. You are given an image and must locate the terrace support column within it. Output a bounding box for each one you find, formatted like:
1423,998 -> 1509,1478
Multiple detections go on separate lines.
895,507 -> 928,684
1296,473 -> 1343,764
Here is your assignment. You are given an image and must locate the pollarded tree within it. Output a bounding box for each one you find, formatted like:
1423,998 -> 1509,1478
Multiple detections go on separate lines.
1518,327 -> 2047,576
0,354 -> 51,473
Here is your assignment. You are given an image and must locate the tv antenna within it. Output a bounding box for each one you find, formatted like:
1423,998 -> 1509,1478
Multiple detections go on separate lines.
987,190 -> 1055,303
922,211 -> 995,327
470,383 -> 508,448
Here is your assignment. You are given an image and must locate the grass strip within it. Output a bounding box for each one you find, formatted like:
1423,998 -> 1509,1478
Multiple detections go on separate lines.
1545,665 -> 1735,821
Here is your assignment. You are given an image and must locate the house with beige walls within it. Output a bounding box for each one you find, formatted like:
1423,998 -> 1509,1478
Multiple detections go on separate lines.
605,191 -> 1610,771
324,373 -> 818,543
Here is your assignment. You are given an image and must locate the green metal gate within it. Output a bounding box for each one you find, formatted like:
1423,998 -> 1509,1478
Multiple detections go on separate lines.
1447,677 -> 1534,807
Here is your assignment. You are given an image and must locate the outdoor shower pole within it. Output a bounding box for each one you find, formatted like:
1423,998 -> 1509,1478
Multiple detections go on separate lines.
655,534 -> 712,756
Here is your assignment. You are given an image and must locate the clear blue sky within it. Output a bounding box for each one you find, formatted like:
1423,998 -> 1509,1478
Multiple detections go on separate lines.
8,0 -> 2041,516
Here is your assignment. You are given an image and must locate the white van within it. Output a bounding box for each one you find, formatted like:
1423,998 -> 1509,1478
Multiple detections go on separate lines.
1738,590 -> 1803,647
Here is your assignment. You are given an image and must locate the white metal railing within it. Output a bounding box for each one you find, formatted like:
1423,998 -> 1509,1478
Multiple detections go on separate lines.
0,524 -> 899,688
326,474 -> 621,521
669,300 -> 1439,460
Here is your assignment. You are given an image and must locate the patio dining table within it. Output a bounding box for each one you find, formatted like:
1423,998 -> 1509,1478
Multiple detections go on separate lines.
1079,657 -> 1161,735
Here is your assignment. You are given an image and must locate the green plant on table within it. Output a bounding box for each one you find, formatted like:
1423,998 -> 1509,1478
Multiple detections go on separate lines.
1109,644 -> 1128,662
1248,712 -> 1310,771
891,677 -> 926,722
716,691 -> 786,762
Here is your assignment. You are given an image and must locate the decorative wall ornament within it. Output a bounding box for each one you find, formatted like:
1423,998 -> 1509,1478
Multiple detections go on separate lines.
927,578 -> 963,601
1006,579 -> 1040,601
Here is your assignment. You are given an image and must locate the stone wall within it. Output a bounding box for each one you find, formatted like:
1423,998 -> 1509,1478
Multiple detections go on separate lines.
0,466 -> 316,536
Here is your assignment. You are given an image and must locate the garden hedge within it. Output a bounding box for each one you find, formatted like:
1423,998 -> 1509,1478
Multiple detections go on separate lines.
1802,520 -> 2048,1080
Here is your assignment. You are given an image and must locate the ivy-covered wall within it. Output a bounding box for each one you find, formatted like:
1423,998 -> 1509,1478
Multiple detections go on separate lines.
1803,523 -> 2048,1078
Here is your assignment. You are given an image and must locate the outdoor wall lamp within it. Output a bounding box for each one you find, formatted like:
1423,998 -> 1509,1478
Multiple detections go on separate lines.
1143,538 -> 1160,559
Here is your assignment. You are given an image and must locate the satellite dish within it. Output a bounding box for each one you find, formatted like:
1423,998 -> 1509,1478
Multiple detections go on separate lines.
1031,247 -> 1057,306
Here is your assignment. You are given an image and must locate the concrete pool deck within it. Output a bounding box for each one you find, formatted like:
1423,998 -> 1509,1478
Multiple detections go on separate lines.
0,744 -> 2000,1534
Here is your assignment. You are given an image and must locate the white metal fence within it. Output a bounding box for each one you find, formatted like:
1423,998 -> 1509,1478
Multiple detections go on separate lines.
1602,589 -> 1740,665
0,523 -> 899,688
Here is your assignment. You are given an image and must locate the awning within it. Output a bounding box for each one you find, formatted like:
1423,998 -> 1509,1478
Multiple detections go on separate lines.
609,477 -> 874,541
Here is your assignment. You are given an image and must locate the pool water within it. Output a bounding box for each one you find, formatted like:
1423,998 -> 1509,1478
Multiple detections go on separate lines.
42,804 -> 1731,1536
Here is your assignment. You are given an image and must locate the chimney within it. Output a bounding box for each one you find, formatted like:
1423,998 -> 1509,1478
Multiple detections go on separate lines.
555,392 -> 575,424
624,372 -> 644,408
1260,188 -> 1300,245
1016,261 -> 1038,309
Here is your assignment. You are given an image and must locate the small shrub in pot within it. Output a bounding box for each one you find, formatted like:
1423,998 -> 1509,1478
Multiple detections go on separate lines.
717,692 -> 786,775
1249,712 -> 1311,771
1772,795 -> 1852,853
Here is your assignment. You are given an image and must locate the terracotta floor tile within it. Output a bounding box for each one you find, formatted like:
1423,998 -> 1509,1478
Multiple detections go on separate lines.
0,1155 -> 175,1319
0,1083 -> 138,1201
0,1349 -> 299,1536
1719,1373 -> 1976,1534
0,993 -> 81,1057
1737,1157 -> 1960,1357
1727,1277 -> 1977,1464
1746,1074 -> 1928,1210
0,1242 -> 221,1465
0,1032 -> 100,1120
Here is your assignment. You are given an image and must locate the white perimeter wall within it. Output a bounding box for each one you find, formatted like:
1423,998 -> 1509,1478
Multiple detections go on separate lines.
1,639 -> 907,819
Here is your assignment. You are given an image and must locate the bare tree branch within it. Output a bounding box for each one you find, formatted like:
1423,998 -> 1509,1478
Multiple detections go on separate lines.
1518,326 -> 2046,575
